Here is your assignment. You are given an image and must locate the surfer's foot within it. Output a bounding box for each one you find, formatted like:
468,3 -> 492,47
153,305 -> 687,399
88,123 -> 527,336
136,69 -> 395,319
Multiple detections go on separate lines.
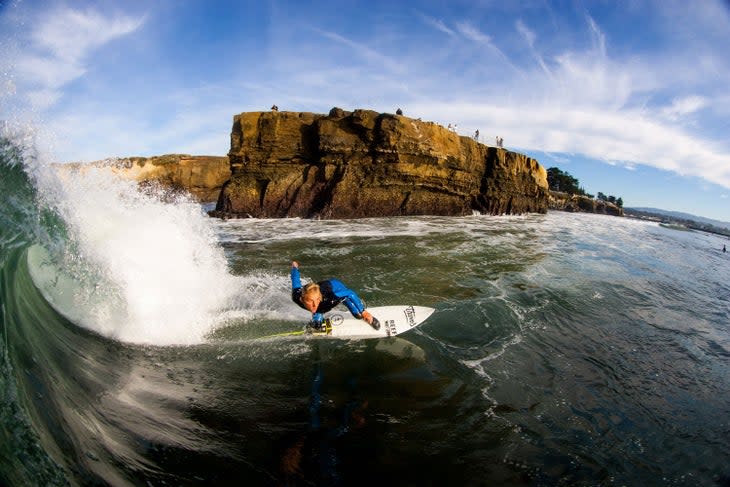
370,317 -> 381,330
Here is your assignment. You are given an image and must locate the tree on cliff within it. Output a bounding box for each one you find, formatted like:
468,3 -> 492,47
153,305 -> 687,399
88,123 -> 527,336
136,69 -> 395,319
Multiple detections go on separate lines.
597,192 -> 624,208
549,167 -> 625,208
547,167 -> 588,196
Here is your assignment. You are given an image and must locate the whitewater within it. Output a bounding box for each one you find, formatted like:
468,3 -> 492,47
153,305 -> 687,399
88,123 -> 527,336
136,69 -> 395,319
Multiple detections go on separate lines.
1,131 -> 730,486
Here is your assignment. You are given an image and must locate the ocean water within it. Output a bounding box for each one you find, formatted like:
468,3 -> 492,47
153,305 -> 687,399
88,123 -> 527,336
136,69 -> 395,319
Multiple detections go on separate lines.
1,134 -> 730,486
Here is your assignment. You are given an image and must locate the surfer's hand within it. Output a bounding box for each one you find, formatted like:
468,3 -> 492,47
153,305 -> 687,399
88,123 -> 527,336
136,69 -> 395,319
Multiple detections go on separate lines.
362,310 -> 380,330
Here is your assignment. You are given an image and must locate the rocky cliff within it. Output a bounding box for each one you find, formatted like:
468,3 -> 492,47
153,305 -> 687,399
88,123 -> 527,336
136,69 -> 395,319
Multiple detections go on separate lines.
549,191 -> 624,216
94,154 -> 230,202
212,108 -> 548,218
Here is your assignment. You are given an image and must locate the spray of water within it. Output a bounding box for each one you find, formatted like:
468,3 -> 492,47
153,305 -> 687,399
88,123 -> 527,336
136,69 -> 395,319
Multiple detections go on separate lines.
30,163 -> 242,345
3,117 -> 298,345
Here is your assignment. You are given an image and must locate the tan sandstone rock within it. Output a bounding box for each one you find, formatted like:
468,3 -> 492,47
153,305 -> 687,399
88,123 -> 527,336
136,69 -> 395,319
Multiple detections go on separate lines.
105,154 -> 230,202
213,108 -> 548,218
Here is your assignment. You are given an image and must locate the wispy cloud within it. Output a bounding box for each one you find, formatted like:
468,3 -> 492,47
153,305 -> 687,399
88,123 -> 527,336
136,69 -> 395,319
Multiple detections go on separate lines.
30,8 -> 144,62
661,95 -> 708,121
585,14 -> 606,58
410,96 -> 730,187
455,21 -> 519,72
455,21 -> 492,45
515,19 -> 551,77
418,13 -> 456,37
312,27 -> 402,74
9,6 -> 145,110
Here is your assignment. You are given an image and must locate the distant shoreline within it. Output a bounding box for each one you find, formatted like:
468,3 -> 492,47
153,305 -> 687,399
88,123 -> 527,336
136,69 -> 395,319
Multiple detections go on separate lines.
624,208 -> 730,238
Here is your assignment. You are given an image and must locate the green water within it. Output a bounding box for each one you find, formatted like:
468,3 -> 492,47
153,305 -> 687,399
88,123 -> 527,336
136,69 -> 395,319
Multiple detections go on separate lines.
3,153 -> 730,486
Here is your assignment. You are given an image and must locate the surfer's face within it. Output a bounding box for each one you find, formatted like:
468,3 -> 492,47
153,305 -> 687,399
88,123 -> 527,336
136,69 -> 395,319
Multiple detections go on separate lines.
302,295 -> 321,312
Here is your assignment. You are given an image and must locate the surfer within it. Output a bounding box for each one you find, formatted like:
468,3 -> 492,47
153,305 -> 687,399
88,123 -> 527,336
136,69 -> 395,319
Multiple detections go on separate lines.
290,261 -> 380,330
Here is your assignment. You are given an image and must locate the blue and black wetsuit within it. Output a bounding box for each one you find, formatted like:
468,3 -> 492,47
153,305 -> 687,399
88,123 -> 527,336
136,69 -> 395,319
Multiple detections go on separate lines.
291,266 -> 366,327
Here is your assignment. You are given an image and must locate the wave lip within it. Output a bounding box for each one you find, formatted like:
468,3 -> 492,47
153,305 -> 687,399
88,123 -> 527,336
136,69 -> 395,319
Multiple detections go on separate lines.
32,165 -> 240,345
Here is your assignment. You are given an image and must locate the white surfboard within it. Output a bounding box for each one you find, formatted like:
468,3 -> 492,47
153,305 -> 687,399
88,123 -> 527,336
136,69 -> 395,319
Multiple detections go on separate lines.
267,305 -> 435,340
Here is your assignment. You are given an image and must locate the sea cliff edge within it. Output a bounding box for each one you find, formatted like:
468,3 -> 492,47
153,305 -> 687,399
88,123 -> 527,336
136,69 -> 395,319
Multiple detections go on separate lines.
211,107 -> 548,219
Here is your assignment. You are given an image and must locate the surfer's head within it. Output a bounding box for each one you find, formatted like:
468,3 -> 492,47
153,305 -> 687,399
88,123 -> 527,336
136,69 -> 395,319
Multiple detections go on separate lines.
300,283 -> 322,312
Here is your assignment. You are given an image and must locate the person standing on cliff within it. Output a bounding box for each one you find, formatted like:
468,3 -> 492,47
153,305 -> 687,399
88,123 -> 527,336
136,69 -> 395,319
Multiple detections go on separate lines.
290,261 -> 380,330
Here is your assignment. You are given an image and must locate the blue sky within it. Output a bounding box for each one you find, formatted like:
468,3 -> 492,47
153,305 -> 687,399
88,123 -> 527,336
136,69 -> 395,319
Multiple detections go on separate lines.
1,0 -> 730,222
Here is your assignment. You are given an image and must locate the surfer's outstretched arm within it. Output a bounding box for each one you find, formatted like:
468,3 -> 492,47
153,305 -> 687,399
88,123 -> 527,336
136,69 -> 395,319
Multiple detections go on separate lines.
291,261 -> 302,289
290,261 -> 304,303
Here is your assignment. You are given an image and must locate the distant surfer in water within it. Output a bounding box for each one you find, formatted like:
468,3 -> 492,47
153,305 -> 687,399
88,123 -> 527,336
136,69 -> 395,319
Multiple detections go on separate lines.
290,261 -> 380,330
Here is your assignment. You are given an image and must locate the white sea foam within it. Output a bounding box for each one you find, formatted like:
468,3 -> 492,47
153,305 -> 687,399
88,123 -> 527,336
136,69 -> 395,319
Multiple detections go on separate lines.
30,164 -> 244,345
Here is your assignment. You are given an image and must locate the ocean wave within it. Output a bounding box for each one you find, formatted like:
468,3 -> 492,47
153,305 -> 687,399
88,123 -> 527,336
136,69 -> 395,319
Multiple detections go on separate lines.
3,133 -> 730,484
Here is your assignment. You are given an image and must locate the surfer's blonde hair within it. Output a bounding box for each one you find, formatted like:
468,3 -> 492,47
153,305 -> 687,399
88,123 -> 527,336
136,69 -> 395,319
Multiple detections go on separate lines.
301,283 -> 321,301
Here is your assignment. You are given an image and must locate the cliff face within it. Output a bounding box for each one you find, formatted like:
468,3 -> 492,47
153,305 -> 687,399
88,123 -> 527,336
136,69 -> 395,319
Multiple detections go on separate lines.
549,191 -> 624,216
213,108 -> 548,218
106,154 -> 230,202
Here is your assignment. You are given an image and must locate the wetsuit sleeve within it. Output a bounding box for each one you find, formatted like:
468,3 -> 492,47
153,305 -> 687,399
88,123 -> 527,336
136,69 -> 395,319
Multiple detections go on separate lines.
329,282 -> 366,318
291,266 -> 320,325
341,292 -> 366,318
291,266 -> 303,304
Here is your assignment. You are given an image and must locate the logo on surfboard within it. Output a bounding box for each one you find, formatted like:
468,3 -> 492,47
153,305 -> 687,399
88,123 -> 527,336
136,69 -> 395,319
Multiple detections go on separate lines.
404,305 -> 417,327
384,319 -> 397,337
